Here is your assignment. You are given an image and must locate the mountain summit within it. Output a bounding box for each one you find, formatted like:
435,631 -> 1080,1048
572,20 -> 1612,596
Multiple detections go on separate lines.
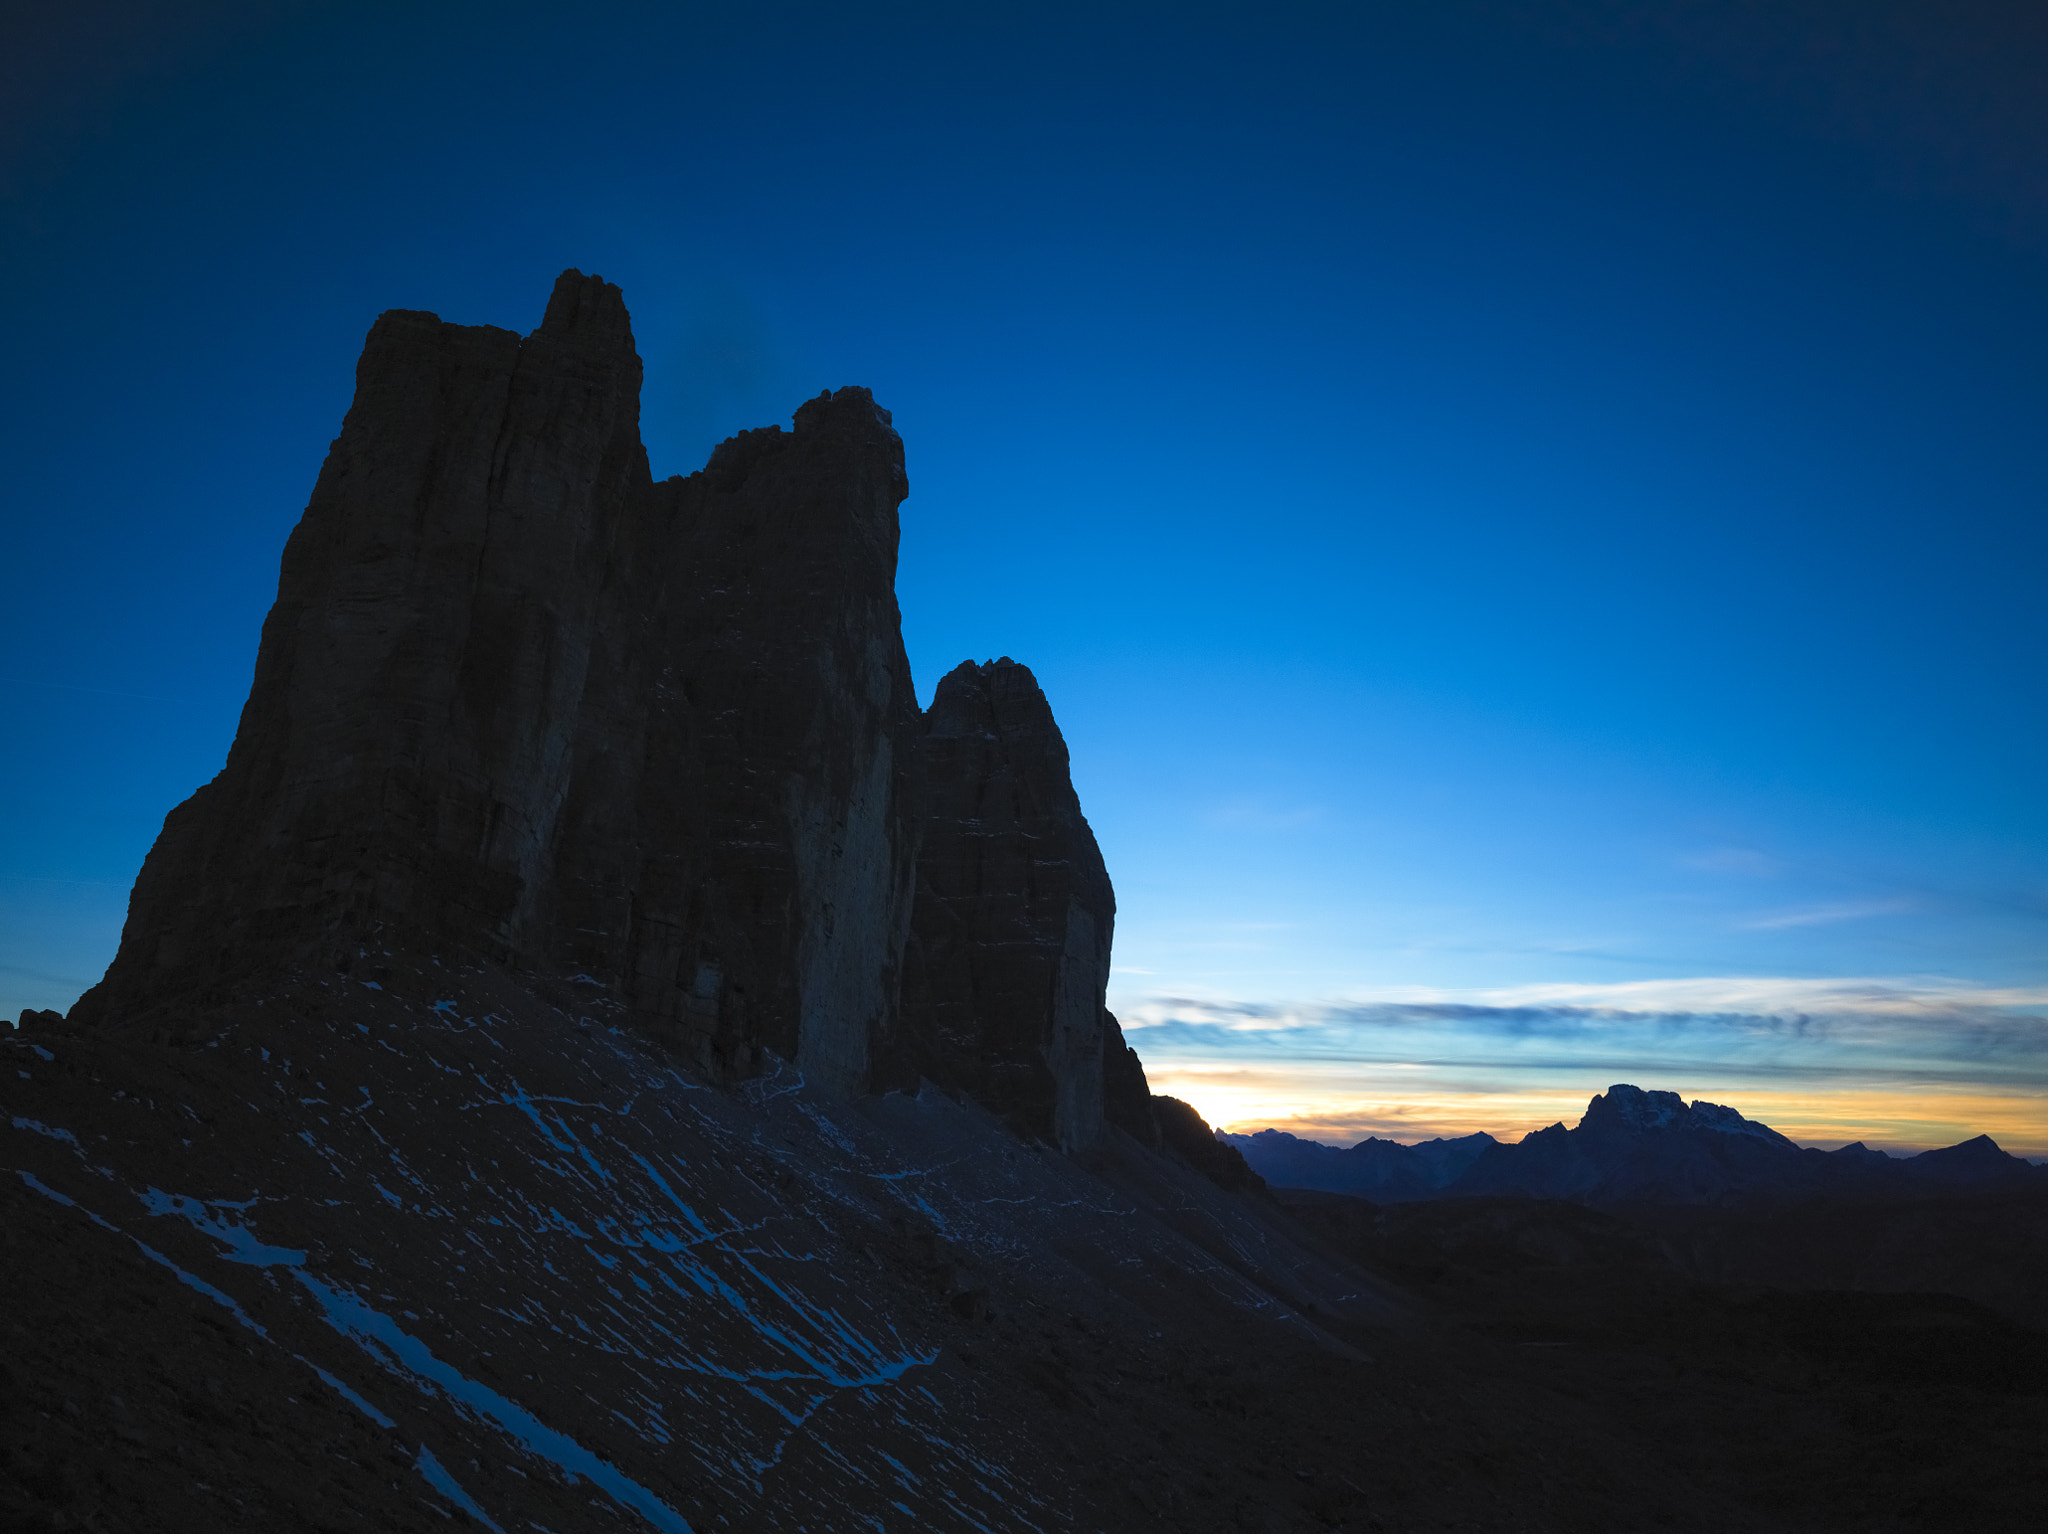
1229,1084 -> 2043,1206
1577,1083 -> 1795,1145
66,270 -> 1158,1152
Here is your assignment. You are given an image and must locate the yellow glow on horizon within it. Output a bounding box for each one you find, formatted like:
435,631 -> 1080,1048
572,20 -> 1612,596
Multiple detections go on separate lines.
1147,1063 -> 2048,1158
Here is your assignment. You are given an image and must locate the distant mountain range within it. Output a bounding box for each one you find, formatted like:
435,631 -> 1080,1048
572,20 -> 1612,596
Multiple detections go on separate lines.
1224,1085 -> 2048,1206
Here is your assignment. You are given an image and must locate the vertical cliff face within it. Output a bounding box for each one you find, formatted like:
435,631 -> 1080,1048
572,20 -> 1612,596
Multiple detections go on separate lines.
896,659 -> 1126,1150
1102,1008 -> 1163,1149
72,270 -> 1151,1138
72,273 -> 920,1094
548,388 -> 921,1087
75,274 -> 648,1025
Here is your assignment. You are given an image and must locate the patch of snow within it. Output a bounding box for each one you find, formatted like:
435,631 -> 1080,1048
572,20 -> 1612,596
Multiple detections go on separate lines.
11,1117 -> 82,1148
139,1183 -> 697,1533
413,1446 -> 507,1533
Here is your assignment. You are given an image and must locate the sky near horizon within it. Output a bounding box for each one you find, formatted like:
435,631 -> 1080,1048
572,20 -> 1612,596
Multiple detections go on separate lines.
3,2 -> 2044,1155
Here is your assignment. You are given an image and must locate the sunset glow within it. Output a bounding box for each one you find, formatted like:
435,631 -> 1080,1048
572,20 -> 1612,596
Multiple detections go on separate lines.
1121,981 -> 2048,1157
5,3 -> 2044,1172
1151,1068 -> 2048,1160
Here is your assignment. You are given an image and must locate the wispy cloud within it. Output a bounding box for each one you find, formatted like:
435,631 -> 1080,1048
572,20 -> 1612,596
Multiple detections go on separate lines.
1736,898 -> 1916,930
1119,977 -> 2048,1024
1380,974 -> 2048,1015
1115,977 -> 2048,1155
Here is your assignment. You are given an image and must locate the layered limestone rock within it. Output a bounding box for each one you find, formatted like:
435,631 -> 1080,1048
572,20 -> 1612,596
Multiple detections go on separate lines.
893,659 -> 1154,1151
74,274 -> 647,1027
545,385 -> 921,1086
1102,1007 -> 1162,1149
72,271 -> 918,1092
69,270 -> 1163,1146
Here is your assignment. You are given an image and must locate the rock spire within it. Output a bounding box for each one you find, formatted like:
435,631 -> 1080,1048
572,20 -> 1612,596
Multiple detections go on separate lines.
890,658 -> 1130,1149
71,270 -> 1156,1147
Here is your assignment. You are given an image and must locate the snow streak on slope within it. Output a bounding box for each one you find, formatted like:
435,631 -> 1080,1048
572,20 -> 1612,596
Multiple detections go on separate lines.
4,966 -> 1398,1531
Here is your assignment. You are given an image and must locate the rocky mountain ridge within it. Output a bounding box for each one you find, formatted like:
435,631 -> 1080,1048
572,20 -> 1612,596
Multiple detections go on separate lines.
1224,1129 -> 1499,1201
1225,1083 -> 2046,1206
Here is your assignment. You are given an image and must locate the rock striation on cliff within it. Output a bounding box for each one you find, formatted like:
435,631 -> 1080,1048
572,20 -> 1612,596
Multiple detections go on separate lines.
891,657 -> 1153,1150
66,269 -> 1174,1147
73,273 -> 920,1093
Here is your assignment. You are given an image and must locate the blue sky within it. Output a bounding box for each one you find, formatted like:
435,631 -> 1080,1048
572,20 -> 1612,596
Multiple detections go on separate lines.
4,1 -> 2044,1151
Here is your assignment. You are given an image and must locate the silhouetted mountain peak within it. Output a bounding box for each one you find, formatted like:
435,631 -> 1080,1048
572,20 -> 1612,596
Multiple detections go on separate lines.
1583,1083 -> 1687,1131
1232,1086 -> 2044,1207
1580,1084 -> 1796,1148
1905,1133 -> 2035,1183
1215,1127 -> 1495,1199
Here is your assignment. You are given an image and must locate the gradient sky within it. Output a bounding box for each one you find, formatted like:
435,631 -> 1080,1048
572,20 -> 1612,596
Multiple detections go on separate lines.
4,2 -> 2045,1154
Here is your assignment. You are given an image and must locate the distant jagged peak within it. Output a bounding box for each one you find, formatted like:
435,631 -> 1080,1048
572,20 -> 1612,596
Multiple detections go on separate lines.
1580,1083 -> 1796,1148
1230,1128 -> 1333,1146
1582,1084 -> 1686,1131
1227,1084 -> 2043,1205
1222,1126 -> 1498,1148
1396,1131 -> 1498,1153
1218,1125 -> 1497,1198
1904,1132 -> 2032,1178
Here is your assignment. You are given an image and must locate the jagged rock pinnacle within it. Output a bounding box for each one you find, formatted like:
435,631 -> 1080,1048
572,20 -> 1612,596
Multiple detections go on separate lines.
70,272 -> 1131,1139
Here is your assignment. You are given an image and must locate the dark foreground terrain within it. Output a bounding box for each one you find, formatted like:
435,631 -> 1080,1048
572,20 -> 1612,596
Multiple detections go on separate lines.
1282,1189 -> 2048,1533
8,981 -> 2046,1533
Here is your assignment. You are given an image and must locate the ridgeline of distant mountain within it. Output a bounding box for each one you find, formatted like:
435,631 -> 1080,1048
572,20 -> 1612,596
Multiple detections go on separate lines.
1224,1084 -> 2047,1206
1222,1126 -> 1500,1200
